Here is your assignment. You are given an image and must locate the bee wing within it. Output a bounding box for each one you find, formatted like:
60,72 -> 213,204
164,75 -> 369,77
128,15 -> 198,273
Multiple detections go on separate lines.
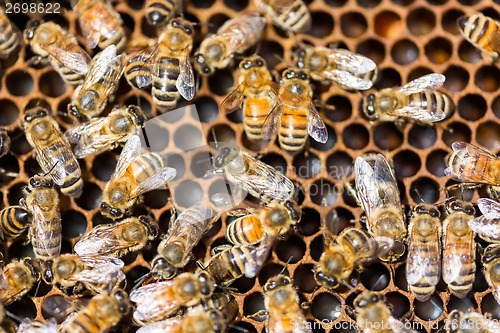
176,54 -> 196,101
64,117 -> 116,158
136,318 -> 183,333
261,102 -> 283,140
406,242 -> 441,286
111,135 -> 142,182
124,45 -> 159,89
77,10 -> 102,49
80,45 -> 123,93
74,223 -> 134,256
220,83 -> 246,114
388,317 -> 420,333
398,73 -> 445,95
327,48 -> 377,74
307,103 -> 328,143
388,105 -> 446,123
42,45 -> 90,75
19,318 -> 58,333
444,142 -> 499,184
130,280 -> 181,322
323,69 -> 374,90
71,256 -> 125,285
244,236 -> 275,278
442,253 -> 463,285
478,198 -> 500,219
130,167 -> 177,198
31,203 -> 61,257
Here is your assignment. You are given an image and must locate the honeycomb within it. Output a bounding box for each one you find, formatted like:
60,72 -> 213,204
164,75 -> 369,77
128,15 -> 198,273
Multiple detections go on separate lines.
0,0 -> 499,332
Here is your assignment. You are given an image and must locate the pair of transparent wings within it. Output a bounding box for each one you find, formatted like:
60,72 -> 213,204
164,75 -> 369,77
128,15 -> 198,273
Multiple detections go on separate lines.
444,141 -> 500,185
468,198 -> 500,242
405,230 -> 441,286
221,81 -> 328,144
110,135 -> 176,199
59,255 -> 125,287
125,43 -> 195,101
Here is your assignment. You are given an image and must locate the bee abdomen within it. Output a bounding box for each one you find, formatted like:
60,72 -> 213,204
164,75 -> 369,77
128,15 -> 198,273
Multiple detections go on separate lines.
243,98 -> 273,140
61,165 -> 84,198
62,313 -> 100,333
145,0 -> 177,25
0,206 -> 30,239
98,27 -> 126,54
131,152 -> 165,182
51,60 -> 85,86
0,23 -> 18,58
153,57 -> 180,109
279,109 -> 307,151
31,219 -> 62,260
274,2 -> 310,32
226,216 -> 263,245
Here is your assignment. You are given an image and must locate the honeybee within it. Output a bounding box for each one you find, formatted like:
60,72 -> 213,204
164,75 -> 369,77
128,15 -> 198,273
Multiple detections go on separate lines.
0,128 -> 10,158
25,175 -> 62,260
353,291 -> 419,333
23,20 -> 91,86
482,244 -> 500,305
225,199 -> 301,245
124,17 -> 195,111
354,154 -> 406,262
151,203 -> 215,280
445,310 -> 500,333
261,68 -> 328,152
406,204 -> 442,302
64,104 -> 147,158
469,198 -> 500,243
220,56 -> 279,141
144,0 -> 181,26
362,73 -> 452,125
295,45 -> 377,90
136,309 -> 229,333
68,45 -> 124,122
193,12 -> 266,76
18,318 -> 58,333
458,13 -> 500,62
212,146 -> 294,203
445,142 -> 500,195
130,271 -> 216,324
259,275 -> 311,333
74,215 -> 159,258
100,135 -> 177,220
198,237 -> 274,286
42,254 -> 126,293
0,258 -> 40,306
0,7 -> 20,60
442,199 -> 476,298
0,205 -> 30,239
254,0 -> 310,34
313,223 -> 378,290
22,107 -> 83,198
60,289 -> 130,333
73,0 -> 127,52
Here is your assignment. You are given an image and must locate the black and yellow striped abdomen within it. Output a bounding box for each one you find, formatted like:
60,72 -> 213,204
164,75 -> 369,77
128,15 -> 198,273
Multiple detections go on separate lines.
407,91 -> 453,118
0,206 -> 30,239
243,96 -> 274,141
0,14 -> 19,59
226,215 -> 264,245
279,104 -> 308,152
145,0 -> 178,26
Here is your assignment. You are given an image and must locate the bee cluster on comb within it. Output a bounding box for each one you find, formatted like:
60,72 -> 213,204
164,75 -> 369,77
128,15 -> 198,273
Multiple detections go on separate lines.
0,0 -> 498,332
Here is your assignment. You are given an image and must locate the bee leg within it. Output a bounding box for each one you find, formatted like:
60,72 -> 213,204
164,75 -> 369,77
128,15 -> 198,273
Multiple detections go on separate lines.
227,208 -> 251,217
211,244 -> 233,256
343,182 -> 362,207
247,310 -> 268,320
25,55 -> 48,67
196,260 -> 206,270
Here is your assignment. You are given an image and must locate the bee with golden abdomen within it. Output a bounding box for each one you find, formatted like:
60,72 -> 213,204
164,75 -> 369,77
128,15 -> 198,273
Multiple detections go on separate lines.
23,20 -> 91,86
18,318 -> 58,333
124,17 -> 195,112
74,215 -> 159,258
151,203 -> 215,280
0,258 -> 40,306
468,198 -> 500,243
353,291 -> 419,333
295,45 -> 377,91
257,275 -> 311,333
313,220 -> 379,290
68,45 -> 124,122
130,271 -> 216,324
22,107 -> 83,198
445,310 -> 500,333
225,199 -> 301,245
458,13 -> 500,62
144,0 -> 181,26
64,104 -> 147,159
354,154 -> 406,262
445,142 -> 500,196
361,73 -> 452,126
212,146 -> 294,203
100,135 -> 177,220
0,7 -> 20,60
193,12 -> 266,76
25,175 -> 62,260
406,204 -> 442,302
42,254 -> 126,294
73,0 -> 127,52
198,236 -> 274,286
261,68 -> 328,152
442,199 -> 476,299
220,56 -> 279,141
482,244 -> 500,305
60,289 -> 130,333
0,128 -> 10,158
254,0 -> 311,34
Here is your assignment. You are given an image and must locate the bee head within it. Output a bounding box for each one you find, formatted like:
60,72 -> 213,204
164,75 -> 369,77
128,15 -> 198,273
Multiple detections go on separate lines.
240,56 -> 265,70
361,93 -> 378,120
414,204 -> 440,218
171,18 -> 194,36
314,270 -> 339,289
354,291 -> 384,309
264,275 -> 291,292
67,104 -> 87,122
113,289 -> 131,315
127,105 -> 146,127
194,53 -> 213,76
213,146 -> 239,169
482,245 -> 500,264
41,259 -> 54,284
447,199 -> 475,215
151,257 -> 177,280
24,19 -> 43,43
139,215 -> 159,239
101,202 -> 125,220
282,68 -> 308,81
197,271 -> 215,297
283,199 -> 302,223
23,107 -> 48,123
29,174 -> 54,189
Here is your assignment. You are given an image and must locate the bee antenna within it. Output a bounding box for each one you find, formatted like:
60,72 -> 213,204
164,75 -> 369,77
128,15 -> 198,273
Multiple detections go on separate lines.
412,188 -> 425,203
279,256 -> 293,275
211,127 -> 219,149
132,271 -> 152,291
5,310 -> 24,323
44,161 -> 60,177
228,324 -> 250,333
